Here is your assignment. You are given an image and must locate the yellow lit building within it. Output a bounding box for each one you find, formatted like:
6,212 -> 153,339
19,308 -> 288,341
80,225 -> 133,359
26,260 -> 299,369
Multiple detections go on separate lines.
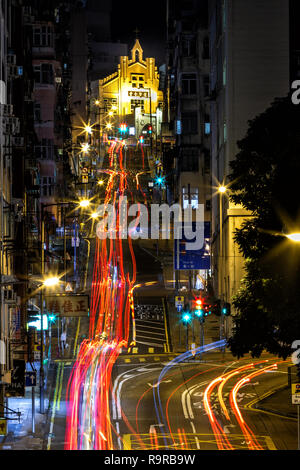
98,39 -> 164,135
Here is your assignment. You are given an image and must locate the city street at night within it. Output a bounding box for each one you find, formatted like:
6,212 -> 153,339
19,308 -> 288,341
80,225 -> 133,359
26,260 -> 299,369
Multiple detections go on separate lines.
0,0 -> 300,460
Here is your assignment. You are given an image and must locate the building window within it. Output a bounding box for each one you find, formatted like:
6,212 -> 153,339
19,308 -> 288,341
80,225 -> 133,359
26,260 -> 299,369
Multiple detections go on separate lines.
223,59 -> 227,86
180,148 -> 199,172
34,103 -> 41,122
182,35 -> 196,57
203,75 -> 210,97
35,139 -> 54,160
33,25 -> 53,47
131,74 -> 144,88
182,112 -> 198,135
182,187 -> 199,209
182,73 -> 197,95
206,199 -> 211,211
205,122 -> 211,135
131,99 -> 144,113
41,176 -> 55,197
203,37 -> 209,60
34,63 -> 54,84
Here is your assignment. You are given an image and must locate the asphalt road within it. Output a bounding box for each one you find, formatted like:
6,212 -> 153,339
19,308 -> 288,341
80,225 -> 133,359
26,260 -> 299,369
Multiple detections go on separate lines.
111,351 -> 298,451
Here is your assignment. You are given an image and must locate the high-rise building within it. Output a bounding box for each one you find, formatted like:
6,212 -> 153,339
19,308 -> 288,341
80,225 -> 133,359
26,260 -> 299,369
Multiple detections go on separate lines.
209,0 -> 290,323
165,0 -> 211,290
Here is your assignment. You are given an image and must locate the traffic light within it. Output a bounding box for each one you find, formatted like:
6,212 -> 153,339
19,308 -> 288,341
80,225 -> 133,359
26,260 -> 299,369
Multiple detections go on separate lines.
222,302 -> 231,316
204,304 -> 212,316
119,123 -> 128,138
212,299 -> 221,316
148,125 -> 152,134
182,310 -> 192,324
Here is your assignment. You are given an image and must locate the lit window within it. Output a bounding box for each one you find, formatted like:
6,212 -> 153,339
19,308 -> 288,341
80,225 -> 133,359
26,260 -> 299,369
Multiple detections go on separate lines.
182,187 -> 199,209
205,122 -> 211,135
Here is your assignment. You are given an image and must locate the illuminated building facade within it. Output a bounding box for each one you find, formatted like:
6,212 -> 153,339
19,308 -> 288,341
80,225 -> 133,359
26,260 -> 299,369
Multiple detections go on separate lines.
98,39 -> 164,136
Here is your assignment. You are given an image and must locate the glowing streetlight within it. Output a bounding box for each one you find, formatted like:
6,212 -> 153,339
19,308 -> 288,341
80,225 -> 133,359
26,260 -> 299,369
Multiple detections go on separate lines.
111,105 -> 117,111
85,125 -> 92,134
286,233 -> 300,243
106,123 -> 112,130
81,142 -> 90,153
43,276 -> 60,288
108,111 -> 113,117
97,179 -> 104,186
95,100 -> 100,106
79,199 -> 90,208
91,212 -> 99,219
218,185 -> 227,194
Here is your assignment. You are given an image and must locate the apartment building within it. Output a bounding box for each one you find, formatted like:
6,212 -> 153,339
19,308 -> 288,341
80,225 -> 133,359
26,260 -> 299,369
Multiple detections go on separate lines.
209,0 -> 290,317
165,0 -> 211,290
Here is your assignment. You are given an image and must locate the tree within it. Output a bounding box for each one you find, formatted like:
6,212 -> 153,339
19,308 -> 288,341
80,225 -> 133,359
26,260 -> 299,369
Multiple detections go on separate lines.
227,96 -> 300,359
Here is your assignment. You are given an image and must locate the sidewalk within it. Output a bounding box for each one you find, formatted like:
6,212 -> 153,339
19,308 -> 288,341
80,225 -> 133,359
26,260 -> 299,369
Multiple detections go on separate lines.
0,361 -> 54,450
253,385 -> 297,419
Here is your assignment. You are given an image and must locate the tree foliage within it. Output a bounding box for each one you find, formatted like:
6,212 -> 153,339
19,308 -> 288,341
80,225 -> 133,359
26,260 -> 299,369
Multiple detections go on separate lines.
227,97 -> 300,359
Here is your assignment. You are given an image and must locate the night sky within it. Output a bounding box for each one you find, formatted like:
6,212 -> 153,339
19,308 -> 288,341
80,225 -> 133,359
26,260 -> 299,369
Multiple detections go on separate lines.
111,0 -> 167,66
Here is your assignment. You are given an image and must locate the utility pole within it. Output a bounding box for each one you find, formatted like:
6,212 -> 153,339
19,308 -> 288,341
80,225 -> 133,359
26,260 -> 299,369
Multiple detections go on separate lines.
40,204 -> 45,414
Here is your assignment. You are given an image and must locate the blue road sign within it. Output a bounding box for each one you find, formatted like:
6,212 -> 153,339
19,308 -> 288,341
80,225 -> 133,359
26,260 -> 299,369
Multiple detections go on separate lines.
25,371 -> 37,387
174,221 -> 210,270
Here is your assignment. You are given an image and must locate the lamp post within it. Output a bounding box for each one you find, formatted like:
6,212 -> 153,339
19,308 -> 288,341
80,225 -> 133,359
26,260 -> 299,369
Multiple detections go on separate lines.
218,185 -> 227,346
39,276 -> 60,414
39,202 -> 70,413
285,231 -> 300,450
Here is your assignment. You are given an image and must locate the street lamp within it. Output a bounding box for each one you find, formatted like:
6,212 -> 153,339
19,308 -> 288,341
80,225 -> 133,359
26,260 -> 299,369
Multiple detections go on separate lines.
79,199 -> 90,208
39,275 -> 61,414
218,184 -> 228,349
286,233 -> 300,242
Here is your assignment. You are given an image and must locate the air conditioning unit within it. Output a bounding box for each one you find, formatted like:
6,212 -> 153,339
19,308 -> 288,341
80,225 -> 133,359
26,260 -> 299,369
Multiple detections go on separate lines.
7,54 -> 16,65
7,64 -> 22,78
2,116 -> 20,135
12,136 -> 24,147
0,104 -> 13,115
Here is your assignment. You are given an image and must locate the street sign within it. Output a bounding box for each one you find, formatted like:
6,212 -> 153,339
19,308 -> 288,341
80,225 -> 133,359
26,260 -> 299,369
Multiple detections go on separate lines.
0,419 -> 7,436
174,221 -> 211,271
65,282 -> 73,292
45,294 -> 89,317
25,371 -> 37,387
175,296 -> 185,312
292,383 -> 300,404
6,359 -> 25,397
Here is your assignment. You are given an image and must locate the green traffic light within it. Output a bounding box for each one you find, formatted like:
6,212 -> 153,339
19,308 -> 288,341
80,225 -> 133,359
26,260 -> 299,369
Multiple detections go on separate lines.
182,312 -> 191,323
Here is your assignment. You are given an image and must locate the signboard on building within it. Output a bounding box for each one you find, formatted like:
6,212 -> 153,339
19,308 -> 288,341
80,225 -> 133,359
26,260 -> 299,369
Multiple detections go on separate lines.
45,295 -> 89,317
174,222 -> 211,271
6,359 -> 25,397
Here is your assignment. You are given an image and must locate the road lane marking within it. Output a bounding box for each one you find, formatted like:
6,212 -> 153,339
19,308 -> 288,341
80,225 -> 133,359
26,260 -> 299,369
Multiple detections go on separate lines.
73,317 -> 81,358
56,363 -> 64,411
113,366 -> 161,419
264,436 -> 277,450
47,362 -> 61,450
162,298 -> 170,353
